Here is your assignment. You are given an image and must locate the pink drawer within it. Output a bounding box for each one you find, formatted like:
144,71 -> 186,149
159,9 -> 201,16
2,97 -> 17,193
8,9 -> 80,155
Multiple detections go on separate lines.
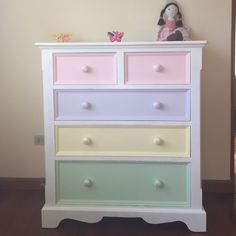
54,89 -> 190,121
125,52 -> 190,85
53,53 -> 117,84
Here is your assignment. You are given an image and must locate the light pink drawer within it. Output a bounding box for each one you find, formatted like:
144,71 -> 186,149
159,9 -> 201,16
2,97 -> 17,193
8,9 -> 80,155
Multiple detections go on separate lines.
125,52 -> 190,85
53,53 -> 117,84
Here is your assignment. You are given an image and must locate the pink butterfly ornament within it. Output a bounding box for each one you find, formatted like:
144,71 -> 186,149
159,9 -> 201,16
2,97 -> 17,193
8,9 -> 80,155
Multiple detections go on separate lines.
107,31 -> 124,42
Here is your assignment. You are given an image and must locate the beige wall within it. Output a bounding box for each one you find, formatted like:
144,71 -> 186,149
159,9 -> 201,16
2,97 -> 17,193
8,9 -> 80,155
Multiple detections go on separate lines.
0,0 -> 232,179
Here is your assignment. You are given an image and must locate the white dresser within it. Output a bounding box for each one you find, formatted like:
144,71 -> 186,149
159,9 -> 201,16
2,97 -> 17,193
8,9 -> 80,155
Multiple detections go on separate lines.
36,41 -> 207,232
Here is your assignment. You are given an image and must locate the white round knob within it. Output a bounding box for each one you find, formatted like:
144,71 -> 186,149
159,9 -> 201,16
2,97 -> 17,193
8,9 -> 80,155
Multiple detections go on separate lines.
154,179 -> 163,188
153,64 -> 162,72
81,65 -> 90,72
82,137 -> 92,145
153,137 -> 162,145
153,101 -> 162,109
81,102 -> 90,109
83,178 -> 93,187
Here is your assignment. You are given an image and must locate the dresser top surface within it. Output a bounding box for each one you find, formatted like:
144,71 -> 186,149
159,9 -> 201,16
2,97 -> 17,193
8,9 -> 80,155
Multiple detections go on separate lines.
35,41 -> 207,49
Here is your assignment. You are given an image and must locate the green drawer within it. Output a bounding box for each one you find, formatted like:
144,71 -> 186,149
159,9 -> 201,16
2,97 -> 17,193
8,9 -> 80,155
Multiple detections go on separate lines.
56,161 -> 190,207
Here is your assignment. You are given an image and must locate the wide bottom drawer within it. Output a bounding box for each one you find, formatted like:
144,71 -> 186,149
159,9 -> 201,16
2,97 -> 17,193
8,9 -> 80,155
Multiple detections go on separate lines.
56,161 -> 190,207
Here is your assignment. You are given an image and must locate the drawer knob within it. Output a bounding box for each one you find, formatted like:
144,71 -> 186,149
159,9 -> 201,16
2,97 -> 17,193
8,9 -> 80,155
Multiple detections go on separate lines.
82,137 -> 92,145
154,179 -> 164,188
153,137 -> 162,145
153,64 -> 162,72
83,178 -> 93,187
81,102 -> 91,109
153,101 -> 162,109
81,65 -> 90,72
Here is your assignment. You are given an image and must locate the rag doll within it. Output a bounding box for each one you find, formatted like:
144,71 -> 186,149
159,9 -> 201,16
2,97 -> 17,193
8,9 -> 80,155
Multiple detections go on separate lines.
157,2 -> 190,41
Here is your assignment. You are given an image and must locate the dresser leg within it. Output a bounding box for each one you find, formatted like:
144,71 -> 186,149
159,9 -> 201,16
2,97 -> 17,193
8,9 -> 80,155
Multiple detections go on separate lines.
41,205 -> 103,228
184,215 -> 207,232
143,208 -> 207,232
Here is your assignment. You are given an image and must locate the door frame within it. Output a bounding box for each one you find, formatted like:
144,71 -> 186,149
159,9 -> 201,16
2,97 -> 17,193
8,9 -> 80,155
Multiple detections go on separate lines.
231,0 -> 235,191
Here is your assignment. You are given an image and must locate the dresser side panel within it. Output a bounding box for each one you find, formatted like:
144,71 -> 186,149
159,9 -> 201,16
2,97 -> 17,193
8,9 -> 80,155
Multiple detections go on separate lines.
41,50 -> 56,205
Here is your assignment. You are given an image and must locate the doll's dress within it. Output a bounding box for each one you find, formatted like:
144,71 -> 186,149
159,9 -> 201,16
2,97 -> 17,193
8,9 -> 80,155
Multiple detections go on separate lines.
158,20 -> 189,41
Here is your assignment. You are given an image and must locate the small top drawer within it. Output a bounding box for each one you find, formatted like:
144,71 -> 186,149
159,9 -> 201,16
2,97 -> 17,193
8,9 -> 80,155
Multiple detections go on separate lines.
125,52 -> 190,85
53,53 -> 117,85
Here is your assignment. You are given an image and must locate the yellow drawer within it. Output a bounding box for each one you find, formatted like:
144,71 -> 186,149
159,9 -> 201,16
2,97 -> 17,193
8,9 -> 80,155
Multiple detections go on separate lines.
55,125 -> 190,157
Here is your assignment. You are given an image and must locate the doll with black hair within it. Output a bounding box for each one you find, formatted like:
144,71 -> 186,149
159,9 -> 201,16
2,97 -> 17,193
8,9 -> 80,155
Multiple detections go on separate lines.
157,2 -> 190,41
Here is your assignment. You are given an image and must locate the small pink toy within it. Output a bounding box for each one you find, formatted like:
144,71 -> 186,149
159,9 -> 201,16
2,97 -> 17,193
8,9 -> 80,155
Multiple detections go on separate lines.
52,33 -> 72,42
107,31 -> 124,42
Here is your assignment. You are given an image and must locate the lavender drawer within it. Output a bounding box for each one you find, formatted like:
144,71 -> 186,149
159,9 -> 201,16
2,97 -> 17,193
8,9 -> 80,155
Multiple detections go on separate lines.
54,89 -> 190,121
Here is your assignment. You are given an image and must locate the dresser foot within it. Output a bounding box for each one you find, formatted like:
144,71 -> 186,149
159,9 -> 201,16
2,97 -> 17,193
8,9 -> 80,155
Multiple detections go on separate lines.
143,208 -> 207,232
42,205 -> 103,228
184,217 -> 207,233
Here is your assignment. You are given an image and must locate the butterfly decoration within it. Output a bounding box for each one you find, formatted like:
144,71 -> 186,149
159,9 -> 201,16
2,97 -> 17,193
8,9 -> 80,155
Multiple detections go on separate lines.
107,31 -> 124,42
